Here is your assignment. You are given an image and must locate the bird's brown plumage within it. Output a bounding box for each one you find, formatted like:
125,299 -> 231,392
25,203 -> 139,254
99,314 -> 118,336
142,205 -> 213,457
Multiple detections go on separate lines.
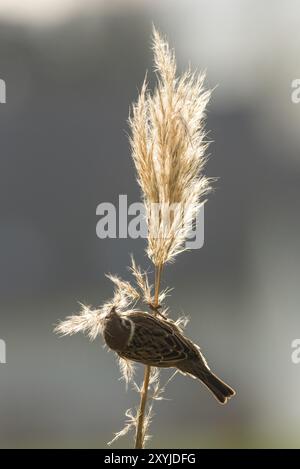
120,311 -> 200,367
103,309 -> 235,404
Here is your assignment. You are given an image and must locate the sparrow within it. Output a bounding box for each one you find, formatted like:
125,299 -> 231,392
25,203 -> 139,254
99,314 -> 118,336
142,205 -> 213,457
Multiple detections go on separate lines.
103,308 -> 235,404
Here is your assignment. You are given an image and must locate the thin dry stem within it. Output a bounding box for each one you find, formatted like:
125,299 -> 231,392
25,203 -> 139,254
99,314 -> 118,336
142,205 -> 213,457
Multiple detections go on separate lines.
135,263 -> 163,449
134,363 -> 152,448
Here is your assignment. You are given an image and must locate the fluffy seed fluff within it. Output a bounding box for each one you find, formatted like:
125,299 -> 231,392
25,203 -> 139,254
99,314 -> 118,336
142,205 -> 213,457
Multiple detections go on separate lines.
129,27 -> 213,266
54,259 -> 188,447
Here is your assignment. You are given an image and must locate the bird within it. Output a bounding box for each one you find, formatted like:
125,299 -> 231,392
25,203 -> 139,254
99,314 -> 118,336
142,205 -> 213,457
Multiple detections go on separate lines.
103,308 -> 235,404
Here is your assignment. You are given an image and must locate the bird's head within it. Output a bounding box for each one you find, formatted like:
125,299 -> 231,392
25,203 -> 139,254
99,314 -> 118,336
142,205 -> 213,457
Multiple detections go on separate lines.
103,308 -> 133,352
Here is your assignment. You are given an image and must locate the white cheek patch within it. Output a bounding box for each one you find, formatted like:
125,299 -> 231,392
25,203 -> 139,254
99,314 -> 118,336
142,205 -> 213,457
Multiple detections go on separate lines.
121,318 -> 127,328
126,319 -> 135,346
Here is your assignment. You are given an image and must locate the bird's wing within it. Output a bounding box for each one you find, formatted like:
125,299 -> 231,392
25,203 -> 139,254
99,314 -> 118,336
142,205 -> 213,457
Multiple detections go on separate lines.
120,312 -> 198,366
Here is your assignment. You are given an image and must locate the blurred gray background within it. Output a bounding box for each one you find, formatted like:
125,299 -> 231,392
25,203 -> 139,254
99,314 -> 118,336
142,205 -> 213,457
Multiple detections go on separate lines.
0,0 -> 300,449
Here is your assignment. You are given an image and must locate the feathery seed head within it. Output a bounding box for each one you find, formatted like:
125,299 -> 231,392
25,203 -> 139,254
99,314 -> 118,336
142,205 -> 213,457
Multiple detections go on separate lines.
129,27 -> 213,265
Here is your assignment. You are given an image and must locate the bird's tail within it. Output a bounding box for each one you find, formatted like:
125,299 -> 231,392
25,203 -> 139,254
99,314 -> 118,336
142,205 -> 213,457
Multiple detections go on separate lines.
199,370 -> 235,404
180,362 -> 235,404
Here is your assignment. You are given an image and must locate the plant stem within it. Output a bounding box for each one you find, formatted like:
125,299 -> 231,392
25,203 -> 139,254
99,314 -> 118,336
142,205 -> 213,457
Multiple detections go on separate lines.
134,363 -> 151,449
134,263 -> 163,449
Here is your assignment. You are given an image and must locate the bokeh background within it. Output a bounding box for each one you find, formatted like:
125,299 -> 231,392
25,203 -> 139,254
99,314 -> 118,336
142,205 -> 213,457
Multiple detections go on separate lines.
1,0 -> 300,449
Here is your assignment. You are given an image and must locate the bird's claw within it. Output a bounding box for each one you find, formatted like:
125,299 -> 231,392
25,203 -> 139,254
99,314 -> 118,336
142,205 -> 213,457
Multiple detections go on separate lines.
148,303 -> 167,319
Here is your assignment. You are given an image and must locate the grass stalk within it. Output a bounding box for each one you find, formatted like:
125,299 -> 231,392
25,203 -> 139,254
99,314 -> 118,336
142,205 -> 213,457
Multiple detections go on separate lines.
134,263 -> 163,449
